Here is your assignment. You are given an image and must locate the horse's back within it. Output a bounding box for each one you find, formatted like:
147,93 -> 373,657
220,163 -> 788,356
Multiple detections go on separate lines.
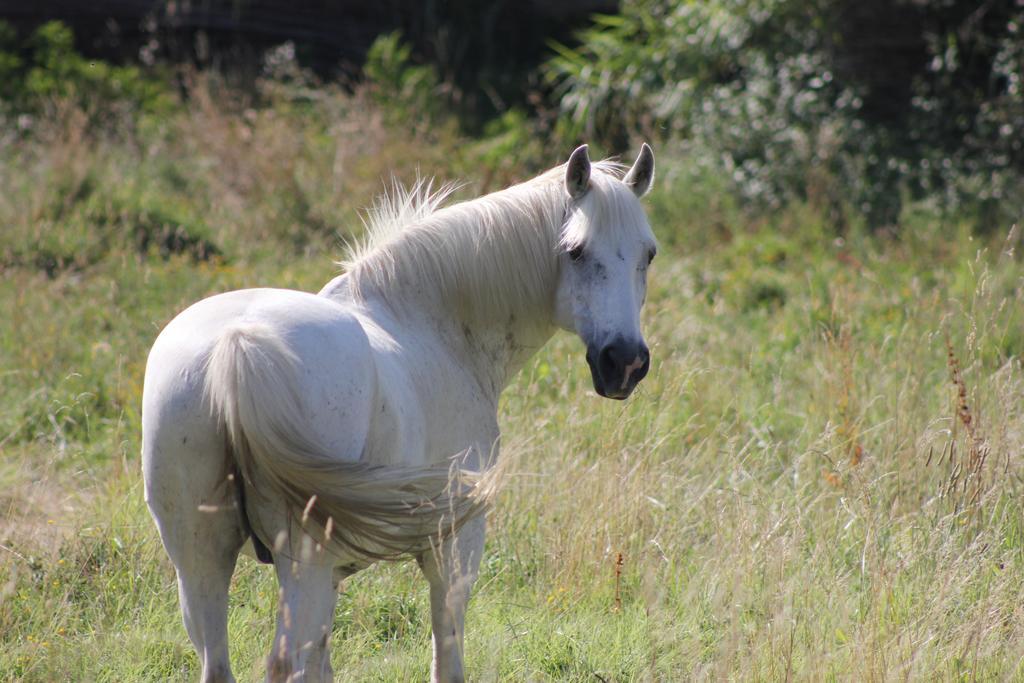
142,288 -> 377,490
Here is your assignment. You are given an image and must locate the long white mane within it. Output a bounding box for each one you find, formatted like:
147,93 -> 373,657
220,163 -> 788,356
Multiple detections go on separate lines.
341,160 -> 628,321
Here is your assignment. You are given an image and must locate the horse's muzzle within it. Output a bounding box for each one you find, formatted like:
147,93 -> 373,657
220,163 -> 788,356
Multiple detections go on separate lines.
586,337 -> 650,400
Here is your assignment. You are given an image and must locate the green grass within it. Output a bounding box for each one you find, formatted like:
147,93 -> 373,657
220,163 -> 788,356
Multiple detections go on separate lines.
3,83 -> 1024,681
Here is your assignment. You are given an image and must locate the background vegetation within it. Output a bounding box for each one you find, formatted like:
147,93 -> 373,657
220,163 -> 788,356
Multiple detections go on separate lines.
2,3 -> 1024,680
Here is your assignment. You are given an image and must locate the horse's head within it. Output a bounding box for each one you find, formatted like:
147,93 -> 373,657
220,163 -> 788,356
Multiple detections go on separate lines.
554,144 -> 657,400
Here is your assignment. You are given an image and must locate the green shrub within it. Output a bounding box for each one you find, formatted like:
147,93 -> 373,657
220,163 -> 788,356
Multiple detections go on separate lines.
544,0 -> 1024,230
0,20 -> 171,122
363,32 -> 444,131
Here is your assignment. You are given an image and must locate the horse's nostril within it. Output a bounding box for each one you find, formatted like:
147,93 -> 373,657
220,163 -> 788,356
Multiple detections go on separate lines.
599,340 -> 640,375
597,339 -> 650,392
598,344 -> 621,376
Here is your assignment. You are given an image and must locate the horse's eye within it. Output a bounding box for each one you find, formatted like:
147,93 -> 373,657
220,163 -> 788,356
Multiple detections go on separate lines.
647,249 -> 656,265
568,245 -> 584,262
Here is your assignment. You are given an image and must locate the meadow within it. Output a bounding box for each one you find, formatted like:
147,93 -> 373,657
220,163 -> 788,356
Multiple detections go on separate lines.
3,73 -> 1024,681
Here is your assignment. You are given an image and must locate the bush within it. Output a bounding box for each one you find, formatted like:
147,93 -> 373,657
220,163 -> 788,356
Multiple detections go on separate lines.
0,20 -> 171,124
544,0 -> 1024,230
363,32 -> 445,131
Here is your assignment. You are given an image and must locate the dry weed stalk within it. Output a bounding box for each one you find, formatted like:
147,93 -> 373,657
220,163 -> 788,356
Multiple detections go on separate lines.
822,325 -> 864,487
942,336 -> 991,511
834,327 -> 863,466
612,551 -> 624,613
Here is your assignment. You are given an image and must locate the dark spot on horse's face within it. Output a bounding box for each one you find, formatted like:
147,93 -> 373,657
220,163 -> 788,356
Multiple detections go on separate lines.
182,436 -> 187,444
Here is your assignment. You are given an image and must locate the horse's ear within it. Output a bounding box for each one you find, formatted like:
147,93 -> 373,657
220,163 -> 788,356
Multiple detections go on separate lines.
624,143 -> 655,198
565,144 -> 591,199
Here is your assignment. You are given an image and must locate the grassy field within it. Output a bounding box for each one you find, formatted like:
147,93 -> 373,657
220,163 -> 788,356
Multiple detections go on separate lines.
3,80 -> 1024,681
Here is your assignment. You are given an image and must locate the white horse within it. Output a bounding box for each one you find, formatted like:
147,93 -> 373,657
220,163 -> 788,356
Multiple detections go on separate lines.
141,143 -> 657,682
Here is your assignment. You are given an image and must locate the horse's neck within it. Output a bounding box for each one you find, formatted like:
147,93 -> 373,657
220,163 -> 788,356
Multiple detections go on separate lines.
463,312 -> 555,400
321,276 -> 556,407
408,289 -> 557,404
331,176 -> 568,400
422,189 -> 565,398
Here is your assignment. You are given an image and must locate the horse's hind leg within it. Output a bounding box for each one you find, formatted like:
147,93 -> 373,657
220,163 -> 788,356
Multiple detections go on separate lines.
266,538 -> 337,683
174,525 -> 245,683
143,415 -> 246,683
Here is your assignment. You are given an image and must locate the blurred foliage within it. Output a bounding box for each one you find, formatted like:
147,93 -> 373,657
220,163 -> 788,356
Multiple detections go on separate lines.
0,20 -> 171,124
3,8 -> 1022,233
359,33 -> 550,189
363,32 -> 446,130
544,0 -> 1024,229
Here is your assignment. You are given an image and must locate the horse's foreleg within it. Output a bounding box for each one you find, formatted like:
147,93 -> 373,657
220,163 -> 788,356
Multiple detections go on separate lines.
267,538 -> 337,683
418,515 -> 486,683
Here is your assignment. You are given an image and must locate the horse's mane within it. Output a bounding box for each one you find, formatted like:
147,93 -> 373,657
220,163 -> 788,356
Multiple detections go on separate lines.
341,160 -> 628,322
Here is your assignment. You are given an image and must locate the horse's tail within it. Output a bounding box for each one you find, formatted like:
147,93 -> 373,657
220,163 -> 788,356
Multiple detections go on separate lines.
204,323 -> 497,561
